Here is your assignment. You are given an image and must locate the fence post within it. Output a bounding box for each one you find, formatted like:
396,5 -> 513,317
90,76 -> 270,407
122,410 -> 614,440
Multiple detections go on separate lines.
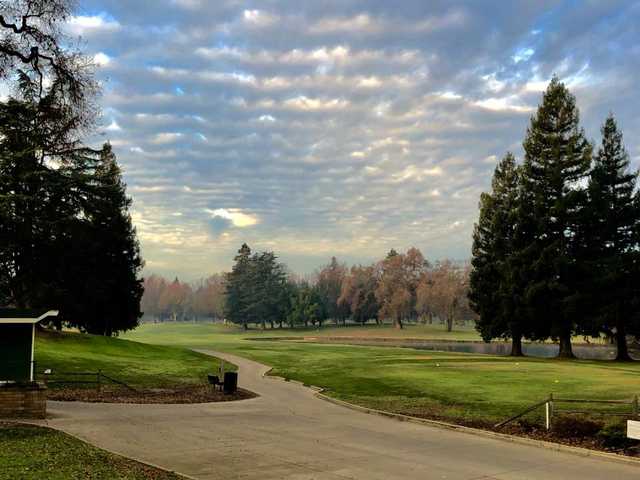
545,393 -> 554,430
632,395 -> 638,416
97,370 -> 102,394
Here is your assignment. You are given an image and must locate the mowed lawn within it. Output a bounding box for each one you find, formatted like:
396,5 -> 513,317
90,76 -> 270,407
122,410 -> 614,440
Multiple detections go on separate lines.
0,423 -> 183,480
124,322 -> 640,425
35,329 -> 234,389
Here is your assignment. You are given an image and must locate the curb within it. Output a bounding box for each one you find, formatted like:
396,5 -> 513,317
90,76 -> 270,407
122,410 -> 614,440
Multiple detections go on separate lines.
2,420 -> 198,480
259,366 -> 640,467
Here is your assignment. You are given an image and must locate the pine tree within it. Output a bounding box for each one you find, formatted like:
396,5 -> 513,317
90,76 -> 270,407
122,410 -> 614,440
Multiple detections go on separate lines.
87,145 -> 144,335
518,77 -> 592,358
225,243 -> 252,329
583,115 -> 640,360
470,153 -> 525,355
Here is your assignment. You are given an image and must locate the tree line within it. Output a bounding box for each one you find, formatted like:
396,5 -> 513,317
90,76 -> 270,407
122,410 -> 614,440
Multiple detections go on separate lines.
141,274 -> 226,322
143,244 -> 474,330
470,78 -> 640,360
0,1 -> 144,335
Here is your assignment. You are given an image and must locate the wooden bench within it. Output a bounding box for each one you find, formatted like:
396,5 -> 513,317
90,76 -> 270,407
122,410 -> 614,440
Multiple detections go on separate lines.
207,374 -> 223,391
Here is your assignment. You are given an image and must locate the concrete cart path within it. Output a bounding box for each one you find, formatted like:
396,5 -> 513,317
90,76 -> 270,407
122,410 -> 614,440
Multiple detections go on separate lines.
45,350 -> 639,480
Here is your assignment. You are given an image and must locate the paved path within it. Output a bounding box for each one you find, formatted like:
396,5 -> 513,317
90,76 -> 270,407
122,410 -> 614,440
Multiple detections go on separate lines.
46,351 -> 639,479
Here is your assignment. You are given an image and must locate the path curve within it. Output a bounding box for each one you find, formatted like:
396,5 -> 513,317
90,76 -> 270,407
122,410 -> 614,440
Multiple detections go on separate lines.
45,350 -> 639,480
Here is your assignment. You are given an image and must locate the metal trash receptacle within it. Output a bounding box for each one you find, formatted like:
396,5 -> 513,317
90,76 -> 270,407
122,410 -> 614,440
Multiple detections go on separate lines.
223,371 -> 238,394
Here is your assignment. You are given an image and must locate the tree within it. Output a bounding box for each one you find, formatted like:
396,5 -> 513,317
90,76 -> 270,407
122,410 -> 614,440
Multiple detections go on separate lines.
0,0 -> 97,134
0,99 -> 143,334
287,282 -> 321,328
225,244 -> 252,329
159,277 -> 191,321
417,260 -> 468,332
469,153 -> 526,355
192,274 -> 226,321
316,257 -> 347,324
582,115 -> 640,360
375,248 -> 427,328
141,274 -> 168,320
225,245 -> 289,329
82,146 -> 144,334
338,265 -> 379,325
518,77 -> 592,358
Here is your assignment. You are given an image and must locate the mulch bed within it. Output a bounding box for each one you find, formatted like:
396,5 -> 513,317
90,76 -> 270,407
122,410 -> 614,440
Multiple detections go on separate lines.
47,385 -> 257,404
400,409 -> 640,457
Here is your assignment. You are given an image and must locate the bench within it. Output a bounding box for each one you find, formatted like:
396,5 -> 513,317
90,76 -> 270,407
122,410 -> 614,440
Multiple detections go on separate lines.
207,374 -> 223,391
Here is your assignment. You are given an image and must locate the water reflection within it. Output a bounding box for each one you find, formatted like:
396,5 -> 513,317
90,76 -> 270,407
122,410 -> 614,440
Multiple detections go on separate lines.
412,341 -> 624,359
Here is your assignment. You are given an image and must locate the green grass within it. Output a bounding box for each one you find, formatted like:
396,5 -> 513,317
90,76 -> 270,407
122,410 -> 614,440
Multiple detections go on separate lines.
124,322 -> 640,425
0,423 -> 183,479
35,329 -> 234,389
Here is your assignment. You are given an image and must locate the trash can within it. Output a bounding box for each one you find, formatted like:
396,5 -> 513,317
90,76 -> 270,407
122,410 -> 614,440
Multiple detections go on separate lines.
223,371 -> 238,394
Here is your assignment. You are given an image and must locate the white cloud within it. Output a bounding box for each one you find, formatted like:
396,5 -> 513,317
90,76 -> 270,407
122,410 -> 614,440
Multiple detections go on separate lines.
152,132 -> 184,144
93,52 -> 112,66
105,119 -> 121,131
512,47 -> 535,63
474,96 -> 533,113
242,9 -> 278,28
66,14 -> 120,36
207,208 -> 259,227
283,96 -> 349,111
310,14 -> 379,34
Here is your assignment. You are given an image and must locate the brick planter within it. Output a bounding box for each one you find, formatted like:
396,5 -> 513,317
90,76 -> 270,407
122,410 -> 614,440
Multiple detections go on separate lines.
0,382 -> 47,419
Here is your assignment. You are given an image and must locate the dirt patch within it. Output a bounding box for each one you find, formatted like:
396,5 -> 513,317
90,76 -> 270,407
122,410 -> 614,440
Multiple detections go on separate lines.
48,385 -> 257,404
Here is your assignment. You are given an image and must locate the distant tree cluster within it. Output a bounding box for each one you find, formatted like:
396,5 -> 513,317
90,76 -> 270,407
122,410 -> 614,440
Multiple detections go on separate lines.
202,244 -> 474,330
141,274 -> 226,322
470,78 -> 640,360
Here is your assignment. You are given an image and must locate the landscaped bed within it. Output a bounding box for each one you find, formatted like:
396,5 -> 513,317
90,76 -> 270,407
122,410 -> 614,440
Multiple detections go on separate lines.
48,385 -> 255,404
0,422 -> 184,480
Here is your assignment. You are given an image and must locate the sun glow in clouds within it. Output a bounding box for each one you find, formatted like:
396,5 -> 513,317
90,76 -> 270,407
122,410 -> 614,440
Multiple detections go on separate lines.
207,208 -> 259,227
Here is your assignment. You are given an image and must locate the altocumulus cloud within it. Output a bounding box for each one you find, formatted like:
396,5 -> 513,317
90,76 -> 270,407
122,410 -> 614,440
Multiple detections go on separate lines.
70,0 -> 640,279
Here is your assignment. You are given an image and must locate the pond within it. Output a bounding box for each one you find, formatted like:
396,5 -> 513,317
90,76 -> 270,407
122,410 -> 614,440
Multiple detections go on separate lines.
285,336 -> 639,360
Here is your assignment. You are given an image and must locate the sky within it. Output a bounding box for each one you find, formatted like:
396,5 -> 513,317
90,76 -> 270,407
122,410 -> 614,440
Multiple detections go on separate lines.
66,0 -> 640,280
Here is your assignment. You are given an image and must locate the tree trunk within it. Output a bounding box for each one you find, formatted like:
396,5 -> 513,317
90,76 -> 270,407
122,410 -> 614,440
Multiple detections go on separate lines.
510,334 -> 524,357
446,314 -> 453,332
615,309 -> 632,361
395,315 -> 403,329
557,332 -> 575,359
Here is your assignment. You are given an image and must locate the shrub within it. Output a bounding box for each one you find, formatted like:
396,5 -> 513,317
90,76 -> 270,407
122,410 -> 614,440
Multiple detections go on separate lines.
597,423 -> 639,450
551,416 -> 602,438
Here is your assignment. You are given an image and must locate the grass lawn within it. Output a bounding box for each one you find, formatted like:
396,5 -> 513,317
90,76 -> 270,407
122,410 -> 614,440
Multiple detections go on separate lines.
35,329 -> 234,390
0,423 -> 183,480
124,322 -> 640,426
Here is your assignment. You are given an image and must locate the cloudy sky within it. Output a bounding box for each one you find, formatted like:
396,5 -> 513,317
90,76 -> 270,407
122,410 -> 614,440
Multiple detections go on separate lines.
69,0 -> 640,279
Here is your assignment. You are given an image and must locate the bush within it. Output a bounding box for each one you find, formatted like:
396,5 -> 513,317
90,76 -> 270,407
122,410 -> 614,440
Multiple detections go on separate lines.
551,416 -> 602,438
597,423 -> 639,450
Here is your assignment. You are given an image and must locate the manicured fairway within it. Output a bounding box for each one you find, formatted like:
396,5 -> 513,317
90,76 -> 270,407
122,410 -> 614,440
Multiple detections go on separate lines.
124,322 -> 640,425
35,329 -> 234,389
0,423 -> 183,480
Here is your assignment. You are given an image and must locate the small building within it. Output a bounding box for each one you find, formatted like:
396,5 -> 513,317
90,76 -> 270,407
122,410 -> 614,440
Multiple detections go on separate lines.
0,308 -> 58,418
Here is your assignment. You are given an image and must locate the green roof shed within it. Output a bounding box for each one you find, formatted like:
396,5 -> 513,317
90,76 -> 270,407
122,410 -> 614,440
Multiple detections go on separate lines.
0,309 -> 58,383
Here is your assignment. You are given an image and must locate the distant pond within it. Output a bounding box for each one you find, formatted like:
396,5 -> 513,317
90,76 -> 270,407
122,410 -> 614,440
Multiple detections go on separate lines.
257,336 -> 639,360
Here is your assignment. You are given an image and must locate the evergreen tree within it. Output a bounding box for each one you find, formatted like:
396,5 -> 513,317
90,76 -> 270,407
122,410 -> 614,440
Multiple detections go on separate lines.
225,243 -> 252,329
582,115 -> 640,360
81,145 -> 144,335
470,153 -> 525,355
518,77 -> 592,358
0,99 -> 144,334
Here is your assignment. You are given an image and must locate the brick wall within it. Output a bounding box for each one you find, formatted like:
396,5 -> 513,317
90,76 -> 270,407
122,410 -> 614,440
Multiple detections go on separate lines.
0,383 -> 47,419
